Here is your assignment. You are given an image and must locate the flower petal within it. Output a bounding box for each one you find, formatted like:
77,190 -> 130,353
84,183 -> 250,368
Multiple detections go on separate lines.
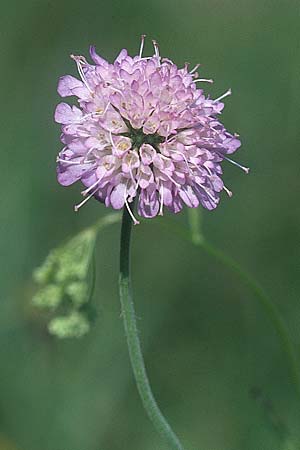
110,183 -> 126,209
54,103 -> 82,124
57,75 -> 83,97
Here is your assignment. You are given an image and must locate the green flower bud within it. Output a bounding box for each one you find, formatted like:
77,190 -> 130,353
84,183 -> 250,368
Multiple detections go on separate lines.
65,281 -> 88,307
32,284 -> 63,310
33,251 -> 58,284
48,312 -> 90,338
54,228 -> 96,283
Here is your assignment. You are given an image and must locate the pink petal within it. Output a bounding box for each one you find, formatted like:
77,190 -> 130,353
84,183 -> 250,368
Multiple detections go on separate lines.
57,75 -> 83,97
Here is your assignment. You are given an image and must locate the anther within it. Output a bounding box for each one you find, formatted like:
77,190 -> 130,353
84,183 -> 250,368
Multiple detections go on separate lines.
223,185 -> 233,197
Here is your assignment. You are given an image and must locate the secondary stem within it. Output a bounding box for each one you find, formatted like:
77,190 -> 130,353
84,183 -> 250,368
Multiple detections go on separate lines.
200,238 -> 300,398
119,207 -> 184,450
153,211 -> 300,398
188,208 -> 300,398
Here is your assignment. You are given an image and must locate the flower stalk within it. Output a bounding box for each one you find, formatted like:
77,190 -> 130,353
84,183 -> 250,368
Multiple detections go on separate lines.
189,208 -> 300,398
119,206 -> 184,450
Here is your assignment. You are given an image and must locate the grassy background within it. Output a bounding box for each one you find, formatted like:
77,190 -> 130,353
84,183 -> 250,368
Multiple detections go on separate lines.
1,0 -> 300,448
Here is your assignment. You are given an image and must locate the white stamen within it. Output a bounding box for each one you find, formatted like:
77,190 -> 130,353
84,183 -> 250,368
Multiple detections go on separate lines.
81,178 -> 102,196
159,184 -> 164,216
139,34 -> 146,58
190,163 -> 205,177
194,78 -> 214,84
56,157 -> 82,165
74,186 -> 99,211
124,188 -> 140,225
80,112 -> 101,122
214,88 -> 232,103
63,126 -> 91,138
165,135 -> 176,144
129,160 -> 138,188
132,172 -> 142,197
199,184 -> 216,202
203,164 -> 213,176
71,55 -> 94,95
152,40 -> 160,62
82,146 -> 98,163
165,173 -> 181,187
190,64 -> 200,74
168,149 -> 192,174
223,185 -> 233,197
224,156 -> 250,174
80,102 -> 110,122
109,131 -> 115,148
106,85 -> 123,95
103,101 -> 111,114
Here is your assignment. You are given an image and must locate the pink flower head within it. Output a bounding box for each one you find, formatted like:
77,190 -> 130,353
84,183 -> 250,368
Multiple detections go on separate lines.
55,37 -> 248,224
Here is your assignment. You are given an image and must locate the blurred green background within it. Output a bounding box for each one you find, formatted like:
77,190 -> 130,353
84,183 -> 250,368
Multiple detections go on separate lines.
1,0 -> 300,449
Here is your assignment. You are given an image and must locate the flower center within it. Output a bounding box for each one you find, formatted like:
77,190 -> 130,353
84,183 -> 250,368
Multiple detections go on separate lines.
129,127 -> 165,151
119,116 -> 165,151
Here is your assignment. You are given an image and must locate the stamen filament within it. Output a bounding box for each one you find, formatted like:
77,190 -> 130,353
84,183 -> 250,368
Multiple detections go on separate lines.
223,185 -> 233,197
159,184 -> 164,216
194,78 -> 213,84
199,184 -> 216,202
152,40 -> 160,62
124,190 -> 140,225
129,161 -> 138,188
56,158 -> 82,165
71,55 -> 94,95
224,156 -> 250,174
165,173 -> 181,187
81,178 -> 102,196
214,88 -> 232,103
139,35 -> 146,58
168,149 -> 192,174
74,186 -> 99,211
189,64 -> 200,74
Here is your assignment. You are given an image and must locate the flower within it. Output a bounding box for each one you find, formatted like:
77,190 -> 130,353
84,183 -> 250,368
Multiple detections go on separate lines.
55,36 -> 248,224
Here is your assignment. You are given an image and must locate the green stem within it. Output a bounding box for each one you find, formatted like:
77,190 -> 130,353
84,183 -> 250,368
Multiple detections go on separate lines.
119,207 -> 184,450
188,209 -> 300,398
153,211 -> 300,398
199,239 -> 300,398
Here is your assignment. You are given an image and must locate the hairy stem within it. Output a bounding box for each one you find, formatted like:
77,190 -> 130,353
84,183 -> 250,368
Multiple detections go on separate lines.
119,207 -> 184,450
